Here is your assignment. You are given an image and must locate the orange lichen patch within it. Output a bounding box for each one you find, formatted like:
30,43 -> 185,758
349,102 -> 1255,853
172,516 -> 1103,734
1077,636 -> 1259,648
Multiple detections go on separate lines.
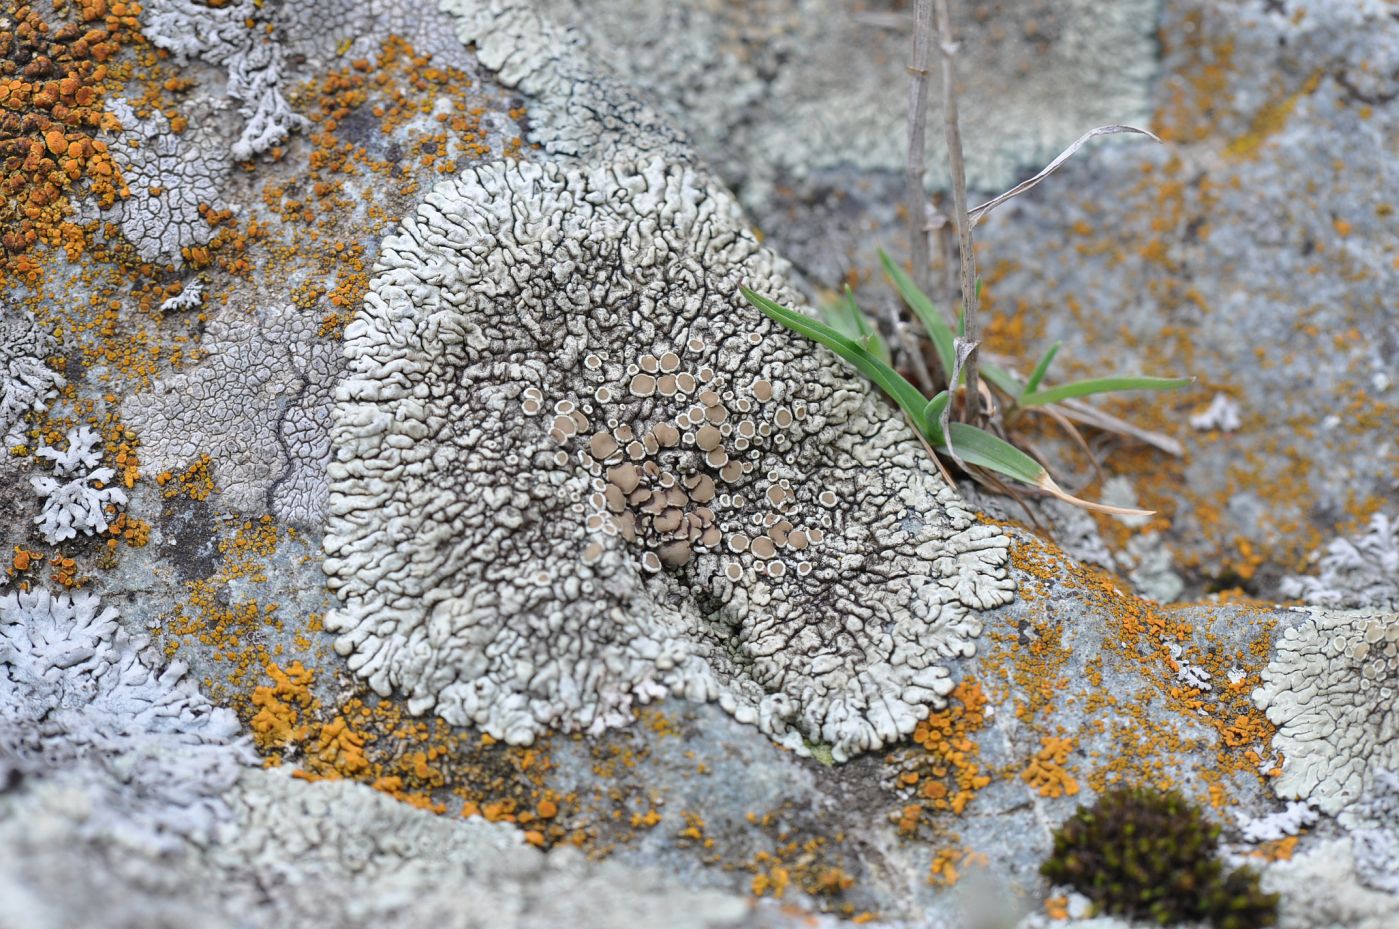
1153,7 -> 1237,144
1021,735 -> 1081,798
9,545 -> 41,574
885,678 -> 994,838
49,552 -> 78,587
1044,895 -> 1070,920
104,510 -> 149,549
1224,72 -> 1323,160
0,0 -> 141,283
155,453 -> 215,500
983,531 -> 1281,812
750,854 -> 791,898
677,810 -> 712,847
743,830 -> 860,915
249,659 -> 315,752
928,845 -> 986,887
1250,835 -> 1299,862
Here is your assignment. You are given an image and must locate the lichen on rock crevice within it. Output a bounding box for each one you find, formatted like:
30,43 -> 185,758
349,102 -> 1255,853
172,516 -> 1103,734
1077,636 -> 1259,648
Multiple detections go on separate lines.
323,154 -> 1013,761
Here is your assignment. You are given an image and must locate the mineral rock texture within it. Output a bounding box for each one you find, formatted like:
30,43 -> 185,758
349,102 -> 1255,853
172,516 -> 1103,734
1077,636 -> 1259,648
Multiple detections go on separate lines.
323,155 -> 1013,760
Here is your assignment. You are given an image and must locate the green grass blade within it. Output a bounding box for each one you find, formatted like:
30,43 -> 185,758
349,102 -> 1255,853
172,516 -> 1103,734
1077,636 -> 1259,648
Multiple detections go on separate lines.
878,250 -> 955,375
1020,375 -> 1194,408
940,422 -> 1046,484
1023,341 -> 1062,396
822,286 -> 890,364
741,288 -> 928,422
921,391 -> 949,442
939,422 -> 1157,516
980,362 -> 1024,397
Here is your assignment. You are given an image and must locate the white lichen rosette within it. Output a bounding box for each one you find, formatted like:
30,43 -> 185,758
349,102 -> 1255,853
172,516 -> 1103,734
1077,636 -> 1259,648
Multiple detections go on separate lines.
323,155 -> 1013,761
1254,608 -> 1399,814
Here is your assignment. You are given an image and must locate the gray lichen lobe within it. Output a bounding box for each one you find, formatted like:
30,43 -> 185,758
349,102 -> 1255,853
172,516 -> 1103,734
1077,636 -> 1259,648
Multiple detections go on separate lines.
1254,609 -> 1399,815
0,310 -> 64,447
0,587 -> 253,851
324,155 -> 1013,760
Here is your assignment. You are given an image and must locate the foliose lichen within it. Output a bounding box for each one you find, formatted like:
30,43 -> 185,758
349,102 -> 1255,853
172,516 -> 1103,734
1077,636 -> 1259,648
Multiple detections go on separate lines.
31,425 -> 128,544
141,0 -> 309,160
1280,514 -> 1399,611
0,586 -> 253,851
1253,608 -> 1399,815
0,310 -> 65,447
323,154 -> 1013,761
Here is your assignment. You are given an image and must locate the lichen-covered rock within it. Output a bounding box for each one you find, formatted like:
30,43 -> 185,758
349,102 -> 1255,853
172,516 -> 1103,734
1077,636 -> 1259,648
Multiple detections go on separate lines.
0,311 -> 64,447
141,0 -> 308,161
443,0 -> 1158,205
440,0 -> 688,162
123,305 -> 345,525
1281,514 -> 1399,611
1261,839 -> 1399,929
100,100 -> 229,264
1253,609 -> 1399,814
0,768 -> 807,929
1351,770 -> 1399,895
30,426 -> 128,544
324,155 -> 1013,760
0,587 -> 253,851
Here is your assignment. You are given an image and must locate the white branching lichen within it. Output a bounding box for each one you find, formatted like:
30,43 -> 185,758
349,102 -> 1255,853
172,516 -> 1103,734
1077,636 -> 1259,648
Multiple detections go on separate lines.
0,311 -> 65,448
1281,513 -> 1399,610
1253,609 -> 1399,814
323,155 -> 1013,761
0,587 -> 253,851
159,280 -> 205,314
141,0 -> 308,160
1235,801 -> 1317,844
31,425 -> 128,545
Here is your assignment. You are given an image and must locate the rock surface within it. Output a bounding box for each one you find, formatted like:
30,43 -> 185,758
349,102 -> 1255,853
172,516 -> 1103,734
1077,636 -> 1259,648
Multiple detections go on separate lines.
1,0 -> 1396,927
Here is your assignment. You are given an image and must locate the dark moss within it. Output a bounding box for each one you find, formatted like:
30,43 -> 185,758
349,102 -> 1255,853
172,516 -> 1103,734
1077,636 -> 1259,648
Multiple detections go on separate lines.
1041,786 -> 1278,929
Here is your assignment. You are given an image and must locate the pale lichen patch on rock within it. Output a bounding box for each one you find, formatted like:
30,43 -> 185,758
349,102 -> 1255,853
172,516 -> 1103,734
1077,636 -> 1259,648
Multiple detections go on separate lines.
324,155 -> 1013,761
0,310 -> 65,448
1254,609 -> 1399,814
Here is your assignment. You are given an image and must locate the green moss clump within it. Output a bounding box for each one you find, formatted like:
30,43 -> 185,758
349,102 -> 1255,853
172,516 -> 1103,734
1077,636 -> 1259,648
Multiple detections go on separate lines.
1040,786 -> 1279,929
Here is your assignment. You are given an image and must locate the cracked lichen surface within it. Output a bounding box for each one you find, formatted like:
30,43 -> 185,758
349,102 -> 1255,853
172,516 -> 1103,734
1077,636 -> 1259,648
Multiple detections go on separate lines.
1254,609 -> 1399,815
324,155 -> 1013,760
122,304 -> 344,525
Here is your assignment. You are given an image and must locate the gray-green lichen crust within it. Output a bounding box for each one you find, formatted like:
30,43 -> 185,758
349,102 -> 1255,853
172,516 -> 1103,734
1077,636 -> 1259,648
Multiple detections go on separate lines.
323,155 -> 1013,761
